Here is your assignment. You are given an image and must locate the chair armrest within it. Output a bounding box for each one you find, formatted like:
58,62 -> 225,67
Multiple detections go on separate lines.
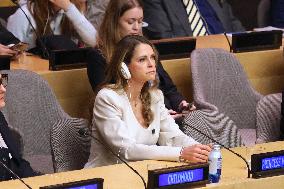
50,118 -> 91,172
256,93 -> 282,143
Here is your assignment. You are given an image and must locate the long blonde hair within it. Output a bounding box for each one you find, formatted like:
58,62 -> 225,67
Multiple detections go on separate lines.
104,35 -> 159,126
97,0 -> 143,63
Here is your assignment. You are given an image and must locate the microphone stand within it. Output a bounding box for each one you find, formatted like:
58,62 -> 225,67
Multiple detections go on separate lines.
11,0 -> 50,59
182,121 -> 251,178
79,128 -> 147,189
0,160 -> 32,189
223,32 -> 233,53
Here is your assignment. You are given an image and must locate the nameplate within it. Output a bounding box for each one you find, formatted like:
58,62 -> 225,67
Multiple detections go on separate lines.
49,47 -> 91,71
147,163 -> 209,189
40,178 -> 104,189
231,30 -> 283,53
151,37 -> 196,60
251,150 -> 284,178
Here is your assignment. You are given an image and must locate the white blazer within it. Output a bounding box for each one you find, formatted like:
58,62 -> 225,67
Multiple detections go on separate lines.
85,87 -> 198,168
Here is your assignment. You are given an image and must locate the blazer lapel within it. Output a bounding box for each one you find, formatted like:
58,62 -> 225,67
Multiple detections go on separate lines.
0,112 -> 21,161
207,0 -> 224,22
165,0 -> 192,35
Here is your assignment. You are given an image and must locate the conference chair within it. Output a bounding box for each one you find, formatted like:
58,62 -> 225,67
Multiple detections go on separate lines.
188,48 -> 281,146
51,118 -> 91,172
1,70 -> 91,173
256,93 -> 282,142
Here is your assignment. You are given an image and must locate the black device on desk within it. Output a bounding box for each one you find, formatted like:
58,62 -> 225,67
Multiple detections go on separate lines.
49,47 -> 91,71
151,37 -> 196,60
231,30 -> 283,53
40,178 -> 104,189
251,150 -> 284,178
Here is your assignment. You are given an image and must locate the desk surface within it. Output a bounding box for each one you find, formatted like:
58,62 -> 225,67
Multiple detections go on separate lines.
0,141 -> 284,189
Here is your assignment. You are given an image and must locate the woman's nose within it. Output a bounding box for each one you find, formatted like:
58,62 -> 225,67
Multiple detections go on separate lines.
0,84 -> 6,92
148,59 -> 155,67
133,22 -> 139,30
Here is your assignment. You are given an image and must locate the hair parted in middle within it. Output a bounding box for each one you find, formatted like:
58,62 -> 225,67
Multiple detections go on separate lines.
105,35 -> 159,126
97,0 -> 143,63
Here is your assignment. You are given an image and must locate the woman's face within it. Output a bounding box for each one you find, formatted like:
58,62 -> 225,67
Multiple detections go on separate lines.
0,74 -> 6,109
128,43 -> 156,84
118,7 -> 143,38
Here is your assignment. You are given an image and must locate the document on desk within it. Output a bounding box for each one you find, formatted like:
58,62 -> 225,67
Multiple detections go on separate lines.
254,26 -> 284,37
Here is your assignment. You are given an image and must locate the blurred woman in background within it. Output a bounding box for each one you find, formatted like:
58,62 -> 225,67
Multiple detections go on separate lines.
7,0 -> 97,50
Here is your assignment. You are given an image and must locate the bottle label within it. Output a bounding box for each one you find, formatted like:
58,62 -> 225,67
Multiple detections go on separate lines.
209,157 -> 222,183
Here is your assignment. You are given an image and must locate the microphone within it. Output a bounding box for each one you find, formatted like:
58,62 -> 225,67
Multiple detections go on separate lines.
11,0 -> 50,59
0,160 -> 32,189
280,90 -> 284,140
182,121 -> 251,178
78,128 -> 147,189
223,32 -> 233,53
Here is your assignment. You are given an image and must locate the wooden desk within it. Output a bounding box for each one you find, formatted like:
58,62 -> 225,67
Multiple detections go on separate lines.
10,35 -> 284,119
0,141 -> 284,189
0,2 -> 14,7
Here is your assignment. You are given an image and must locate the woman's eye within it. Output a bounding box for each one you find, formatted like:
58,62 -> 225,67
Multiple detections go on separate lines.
139,58 -> 146,62
127,19 -> 135,25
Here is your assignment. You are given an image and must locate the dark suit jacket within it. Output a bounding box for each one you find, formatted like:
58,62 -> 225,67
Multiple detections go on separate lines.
271,0 -> 284,27
87,49 -> 185,111
207,0 -> 245,32
0,23 -> 19,45
0,111 -> 35,180
0,23 -> 20,69
143,0 -> 245,39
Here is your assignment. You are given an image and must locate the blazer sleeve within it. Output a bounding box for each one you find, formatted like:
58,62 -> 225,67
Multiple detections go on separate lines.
7,5 -> 36,49
0,24 -> 20,45
65,3 -> 97,47
157,61 -> 185,111
143,0 -> 175,39
12,158 -> 38,178
0,119 -> 37,178
86,48 -> 107,91
94,89 -> 185,162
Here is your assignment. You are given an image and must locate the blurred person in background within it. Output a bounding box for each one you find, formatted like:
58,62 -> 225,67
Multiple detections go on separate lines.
143,0 -> 245,39
7,0 -> 97,51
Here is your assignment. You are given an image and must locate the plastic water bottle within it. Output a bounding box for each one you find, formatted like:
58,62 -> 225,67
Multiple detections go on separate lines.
208,144 -> 222,183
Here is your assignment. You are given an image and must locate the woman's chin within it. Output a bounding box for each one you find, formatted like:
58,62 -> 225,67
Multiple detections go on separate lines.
0,101 -> 5,109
